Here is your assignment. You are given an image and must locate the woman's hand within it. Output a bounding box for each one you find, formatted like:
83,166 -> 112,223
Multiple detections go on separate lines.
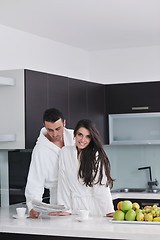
48,211 -> 71,216
30,208 -> 40,218
106,212 -> 115,217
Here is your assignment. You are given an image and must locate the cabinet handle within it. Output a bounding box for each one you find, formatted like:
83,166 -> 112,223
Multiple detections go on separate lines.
132,106 -> 149,111
0,76 -> 15,86
0,134 -> 16,142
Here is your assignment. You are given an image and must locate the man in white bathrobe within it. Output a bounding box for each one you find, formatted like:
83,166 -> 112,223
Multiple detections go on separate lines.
25,108 -> 74,218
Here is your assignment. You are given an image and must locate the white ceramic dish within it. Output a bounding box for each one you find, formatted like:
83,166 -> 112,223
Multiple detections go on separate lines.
76,217 -> 90,222
13,214 -> 29,219
76,217 -> 85,222
110,220 -> 160,225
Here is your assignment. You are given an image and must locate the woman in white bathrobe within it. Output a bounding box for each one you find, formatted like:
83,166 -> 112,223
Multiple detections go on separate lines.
56,119 -> 115,217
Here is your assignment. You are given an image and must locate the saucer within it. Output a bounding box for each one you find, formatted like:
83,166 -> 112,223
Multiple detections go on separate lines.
13,214 -> 29,219
76,217 -> 88,222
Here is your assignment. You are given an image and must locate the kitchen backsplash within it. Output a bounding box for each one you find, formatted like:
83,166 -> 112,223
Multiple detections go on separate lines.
1,145 -> 160,207
104,145 -> 160,191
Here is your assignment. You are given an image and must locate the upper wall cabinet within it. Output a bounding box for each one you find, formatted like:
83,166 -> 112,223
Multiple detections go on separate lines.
25,70 -> 48,148
25,70 -> 71,149
47,74 -> 69,121
107,81 -> 160,114
109,112 -> 160,145
67,78 -> 106,143
0,70 -> 25,150
68,78 -> 88,129
87,82 -> 107,143
25,71 -> 106,148
0,69 -> 106,149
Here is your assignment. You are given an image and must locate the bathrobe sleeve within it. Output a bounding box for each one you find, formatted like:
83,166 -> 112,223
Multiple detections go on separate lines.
92,183 -> 114,215
25,147 -> 46,211
25,144 -> 59,212
92,162 -> 114,215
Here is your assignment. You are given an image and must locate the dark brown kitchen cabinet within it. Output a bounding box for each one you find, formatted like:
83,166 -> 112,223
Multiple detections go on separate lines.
68,79 -> 107,143
0,233 -> 115,240
87,82 -> 107,144
47,74 -> 69,122
25,70 -> 69,149
25,70 -> 48,149
68,78 -> 88,129
113,198 -> 160,210
25,70 -> 106,149
108,81 -> 160,114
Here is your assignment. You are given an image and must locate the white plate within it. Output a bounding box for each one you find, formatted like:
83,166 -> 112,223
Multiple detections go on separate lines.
76,217 -> 89,222
13,214 -> 29,219
110,219 -> 160,225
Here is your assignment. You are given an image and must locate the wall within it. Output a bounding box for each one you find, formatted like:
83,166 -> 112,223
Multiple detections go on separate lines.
104,145 -> 160,190
89,46 -> 160,84
0,24 -> 89,82
1,24 -> 160,85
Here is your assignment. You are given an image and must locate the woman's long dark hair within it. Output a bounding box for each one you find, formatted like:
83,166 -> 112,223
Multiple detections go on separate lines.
74,119 -> 114,188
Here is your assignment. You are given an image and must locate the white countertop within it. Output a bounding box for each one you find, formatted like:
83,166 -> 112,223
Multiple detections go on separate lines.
111,191 -> 160,200
1,193 -> 160,240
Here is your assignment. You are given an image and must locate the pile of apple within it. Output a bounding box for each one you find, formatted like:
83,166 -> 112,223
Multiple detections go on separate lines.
113,200 -> 160,222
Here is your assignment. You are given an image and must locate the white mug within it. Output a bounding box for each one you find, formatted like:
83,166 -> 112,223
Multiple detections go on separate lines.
79,210 -> 89,220
16,207 -> 26,218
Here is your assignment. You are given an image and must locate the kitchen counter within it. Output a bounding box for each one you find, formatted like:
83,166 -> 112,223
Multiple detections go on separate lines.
1,198 -> 160,240
111,191 -> 160,200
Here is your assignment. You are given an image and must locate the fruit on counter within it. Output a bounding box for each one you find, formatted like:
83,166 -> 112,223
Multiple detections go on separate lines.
143,205 -> 150,209
142,206 -> 152,213
151,209 -> 156,217
125,209 -> 136,221
113,210 -> 125,221
153,217 -> 160,222
144,213 -> 153,221
132,202 -> 140,211
136,212 -> 144,221
117,201 -> 123,210
121,200 -> 132,212
113,200 -> 160,222
142,205 -> 160,216
135,208 -> 142,215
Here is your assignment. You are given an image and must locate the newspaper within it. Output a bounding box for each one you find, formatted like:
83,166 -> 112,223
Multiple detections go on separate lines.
32,200 -> 66,213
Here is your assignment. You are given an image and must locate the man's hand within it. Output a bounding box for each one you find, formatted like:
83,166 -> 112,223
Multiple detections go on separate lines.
48,211 -> 71,216
106,212 -> 115,217
30,208 -> 40,218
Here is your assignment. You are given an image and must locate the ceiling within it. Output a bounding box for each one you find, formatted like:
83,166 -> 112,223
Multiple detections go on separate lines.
0,0 -> 160,51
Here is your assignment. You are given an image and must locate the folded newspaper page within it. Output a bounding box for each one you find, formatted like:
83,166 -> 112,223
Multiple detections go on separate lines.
32,200 -> 66,213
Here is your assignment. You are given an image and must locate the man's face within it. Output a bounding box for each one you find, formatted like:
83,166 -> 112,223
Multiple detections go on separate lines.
44,118 -> 65,143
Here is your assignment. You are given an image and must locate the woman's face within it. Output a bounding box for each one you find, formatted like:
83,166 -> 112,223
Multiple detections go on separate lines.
75,127 -> 91,153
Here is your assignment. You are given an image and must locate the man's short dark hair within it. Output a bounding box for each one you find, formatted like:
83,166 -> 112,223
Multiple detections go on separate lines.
43,108 -> 64,123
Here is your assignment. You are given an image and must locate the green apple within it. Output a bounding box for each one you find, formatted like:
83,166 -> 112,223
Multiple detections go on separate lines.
136,212 -> 144,221
121,200 -> 132,212
113,210 -> 125,221
125,209 -> 136,221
